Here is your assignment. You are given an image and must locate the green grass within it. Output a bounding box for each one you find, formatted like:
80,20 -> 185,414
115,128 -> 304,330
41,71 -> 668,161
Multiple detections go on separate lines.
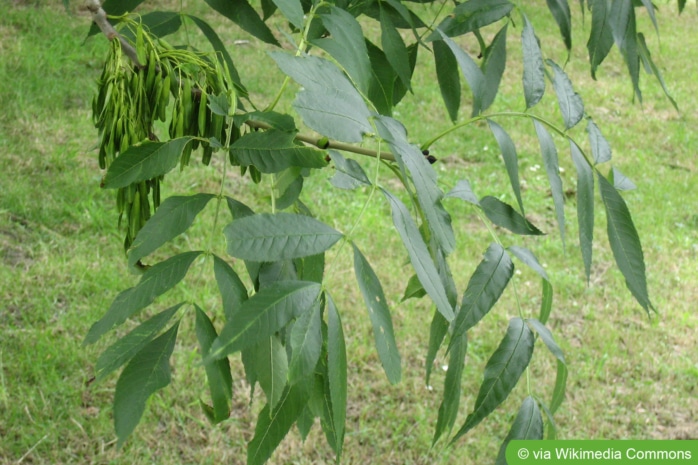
1,1 -> 697,464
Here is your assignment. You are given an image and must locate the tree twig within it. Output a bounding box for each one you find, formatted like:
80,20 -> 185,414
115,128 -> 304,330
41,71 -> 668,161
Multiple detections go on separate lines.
83,0 -> 144,68
242,118 -> 396,162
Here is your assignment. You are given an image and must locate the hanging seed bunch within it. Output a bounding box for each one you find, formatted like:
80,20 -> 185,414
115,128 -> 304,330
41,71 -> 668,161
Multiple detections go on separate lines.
92,17 -> 239,251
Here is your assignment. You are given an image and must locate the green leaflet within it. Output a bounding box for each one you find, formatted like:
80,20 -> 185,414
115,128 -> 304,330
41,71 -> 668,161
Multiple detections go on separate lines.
433,0 -> 514,39
401,274 -> 427,302
327,294 -> 347,460
95,303 -> 184,382
230,130 -> 327,173
254,335 -> 289,409
637,33 -> 678,111
551,359 -> 568,415
247,383 -> 308,465
204,0 -> 279,46
481,25 -> 507,112
311,6 -> 372,95
138,12 -> 182,38
102,137 -> 194,189
224,213 -> 343,262
569,141 -> 594,282
212,254 -> 248,321
445,180 -> 480,206
381,189 -> 455,322
507,245 -> 555,324
433,39 -> 461,122
598,174 -> 654,314
288,301 -> 323,386
587,0 -> 614,80
526,318 -> 568,416
521,14 -> 546,109
488,120 -> 524,214
547,59 -> 584,130
479,196 -> 543,235
195,305 -> 233,424
84,251 -> 201,344
526,318 -> 566,364
533,120 -> 566,246
206,281 -> 321,361
375,116 -> 455,255
114,321 -> 180,446
329,151 -> 372,190
496,397 -> 544,465
435,31 -> 485,116
610,0 -> 641,101
586,117 -> 612,164
128,194 -> 215,268
610,166 -> 637,191
433,331 -> 468,445
508,246 -> 549,281
380,5 -> 412,90
271,0 -> 303,29
352,243 -> 401,384
270,52 -> 373,143
294,253 -> 325,284
365,40 -> 397,116
425,310 -> 449,386
452,317 -> 534,442
451,243 -> 514,343
546,0 -> 572,52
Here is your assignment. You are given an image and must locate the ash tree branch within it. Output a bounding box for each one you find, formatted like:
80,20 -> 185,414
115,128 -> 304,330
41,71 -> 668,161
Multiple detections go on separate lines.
84,0 -> 144,68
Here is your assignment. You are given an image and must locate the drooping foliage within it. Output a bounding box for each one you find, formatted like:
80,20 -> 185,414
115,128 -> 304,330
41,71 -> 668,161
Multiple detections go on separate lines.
83,0 -> 674,462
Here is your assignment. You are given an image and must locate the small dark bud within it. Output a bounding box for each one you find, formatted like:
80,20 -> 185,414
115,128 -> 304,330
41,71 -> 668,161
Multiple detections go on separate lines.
422,149 -> 430,156
426,155 -> 437,164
